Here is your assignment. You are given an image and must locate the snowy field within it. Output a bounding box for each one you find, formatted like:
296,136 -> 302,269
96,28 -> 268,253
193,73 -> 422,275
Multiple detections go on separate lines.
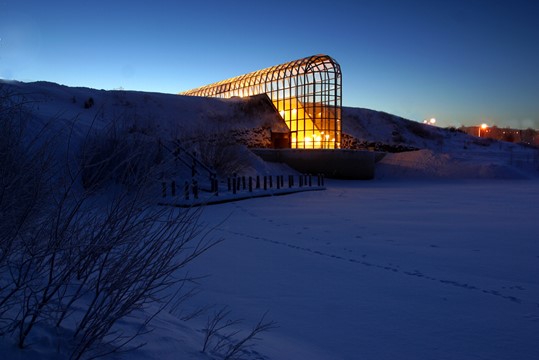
130,178 -> 539,360
5,178 -> 537,360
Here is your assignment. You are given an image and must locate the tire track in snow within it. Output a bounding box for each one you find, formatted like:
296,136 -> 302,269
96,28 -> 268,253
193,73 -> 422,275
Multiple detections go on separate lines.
218,227 -> 527,306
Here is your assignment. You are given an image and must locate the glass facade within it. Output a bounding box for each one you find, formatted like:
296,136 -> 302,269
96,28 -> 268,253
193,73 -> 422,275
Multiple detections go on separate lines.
180,54 -> 342,149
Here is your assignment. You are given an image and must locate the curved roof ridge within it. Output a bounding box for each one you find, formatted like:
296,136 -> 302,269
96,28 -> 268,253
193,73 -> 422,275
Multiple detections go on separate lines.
180,54 -> 340,96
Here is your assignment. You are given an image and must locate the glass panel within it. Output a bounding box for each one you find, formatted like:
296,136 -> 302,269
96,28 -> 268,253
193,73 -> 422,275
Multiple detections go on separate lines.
180,55 -> 342,149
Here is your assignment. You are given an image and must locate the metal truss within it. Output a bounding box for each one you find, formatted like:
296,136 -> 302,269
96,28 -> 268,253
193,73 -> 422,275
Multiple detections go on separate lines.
180,54 -> 342,149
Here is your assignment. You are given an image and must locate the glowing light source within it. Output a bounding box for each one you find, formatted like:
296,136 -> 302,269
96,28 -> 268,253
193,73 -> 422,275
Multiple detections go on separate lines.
478,123 -> 488,137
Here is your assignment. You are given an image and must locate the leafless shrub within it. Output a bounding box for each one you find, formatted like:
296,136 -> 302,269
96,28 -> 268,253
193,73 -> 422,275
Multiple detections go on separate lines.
66,192 -> 217,360
180,125 -> 250,177
79,118 -> 164,189
198,140 -> 250,177
167,285 -> 211,322
83,97 -> 94,109
0,89 -> 220,359
0,87 -> 55,322
404,121 -> 444,142
201,307 -> 277,360
201,306 -> 241,353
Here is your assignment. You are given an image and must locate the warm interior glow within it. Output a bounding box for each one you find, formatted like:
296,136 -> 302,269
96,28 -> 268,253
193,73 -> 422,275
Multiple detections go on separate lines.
272,97 -> 336,149
179,54 -> 342,150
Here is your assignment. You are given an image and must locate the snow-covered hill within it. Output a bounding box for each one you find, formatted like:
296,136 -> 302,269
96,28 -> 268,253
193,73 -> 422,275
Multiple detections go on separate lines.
342,107 -> 538,179
2,80 -> 537,181
0,80 -> 287,136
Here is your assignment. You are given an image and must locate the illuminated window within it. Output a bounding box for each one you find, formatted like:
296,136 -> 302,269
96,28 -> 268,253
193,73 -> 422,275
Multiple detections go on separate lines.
180,54 -> 342,149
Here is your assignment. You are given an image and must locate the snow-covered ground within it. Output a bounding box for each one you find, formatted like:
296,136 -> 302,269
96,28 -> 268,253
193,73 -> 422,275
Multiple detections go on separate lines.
1,80 -> 539,359
171,179 -> 539,359
3,179 -> 538,360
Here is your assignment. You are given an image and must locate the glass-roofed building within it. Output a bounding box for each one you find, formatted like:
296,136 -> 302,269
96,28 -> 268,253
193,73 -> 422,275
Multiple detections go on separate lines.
180,54 -> 342,149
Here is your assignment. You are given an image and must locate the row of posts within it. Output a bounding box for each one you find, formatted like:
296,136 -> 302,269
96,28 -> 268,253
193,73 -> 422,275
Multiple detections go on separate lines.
226,174 -> 324,194
162,173 -> 324,200
162,180 -> 201,200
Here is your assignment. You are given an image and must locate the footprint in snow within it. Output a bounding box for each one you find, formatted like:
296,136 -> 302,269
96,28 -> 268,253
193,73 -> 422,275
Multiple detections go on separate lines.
224,228 -> 527,306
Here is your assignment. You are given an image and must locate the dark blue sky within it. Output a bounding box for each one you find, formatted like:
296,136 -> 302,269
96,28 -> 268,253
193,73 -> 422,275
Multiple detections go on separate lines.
1,0 -> 537,128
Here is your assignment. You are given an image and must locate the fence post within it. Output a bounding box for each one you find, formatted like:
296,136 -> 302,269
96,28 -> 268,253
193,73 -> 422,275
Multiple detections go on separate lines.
256,175 -> 260,189
276,175 -> 280,189
289,175 -> 293,188
212,176 -> 215,194
269,175 -> 273,188
192,180 -> 199,199
299,174 -> 303,187
264,176 -> 267,190
242,176 -> 246,190
232,177 -> 237,194
171,180 -> 176,196
308,174 -> 312,187
214,177 -> 219,196
249,176 -> 253,192
184,181 -> 189,200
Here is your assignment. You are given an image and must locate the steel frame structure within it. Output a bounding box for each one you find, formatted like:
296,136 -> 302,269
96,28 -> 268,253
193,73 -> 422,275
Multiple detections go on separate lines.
180,54 -> 342,149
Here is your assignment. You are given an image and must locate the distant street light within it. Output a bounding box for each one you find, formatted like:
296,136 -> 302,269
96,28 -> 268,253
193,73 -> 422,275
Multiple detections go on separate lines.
478,123 -> 488,137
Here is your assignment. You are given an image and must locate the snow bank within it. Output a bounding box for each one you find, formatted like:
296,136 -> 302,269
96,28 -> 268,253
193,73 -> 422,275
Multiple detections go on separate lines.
376,149 -> 536,180
343,107 -> 539,180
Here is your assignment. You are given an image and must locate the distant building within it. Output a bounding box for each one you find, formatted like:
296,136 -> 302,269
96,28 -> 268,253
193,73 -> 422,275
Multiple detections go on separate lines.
180,54 -> 342,149
460,126 -> 539,146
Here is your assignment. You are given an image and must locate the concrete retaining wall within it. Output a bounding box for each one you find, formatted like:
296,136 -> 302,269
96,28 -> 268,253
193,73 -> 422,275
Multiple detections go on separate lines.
252,149 -> 380,180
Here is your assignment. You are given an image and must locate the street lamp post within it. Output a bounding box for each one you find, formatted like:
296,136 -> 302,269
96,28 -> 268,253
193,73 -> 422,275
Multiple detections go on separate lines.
478,123 -> 488,137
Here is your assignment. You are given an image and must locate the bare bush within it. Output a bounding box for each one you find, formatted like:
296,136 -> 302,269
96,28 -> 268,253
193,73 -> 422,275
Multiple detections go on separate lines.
180,125 -> 250,177
0,89 -> 219,359
201,306 -> 241,353
79,118 -> 163,189
201,307 -> 277,360
198,140 -> 250,177
66,191 -> 216,360
0,87 -> 55,322
83,97 -> 94,109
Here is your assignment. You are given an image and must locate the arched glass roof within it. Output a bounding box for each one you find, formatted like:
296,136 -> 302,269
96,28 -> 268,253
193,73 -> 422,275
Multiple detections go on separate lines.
180,54 -> 342,149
